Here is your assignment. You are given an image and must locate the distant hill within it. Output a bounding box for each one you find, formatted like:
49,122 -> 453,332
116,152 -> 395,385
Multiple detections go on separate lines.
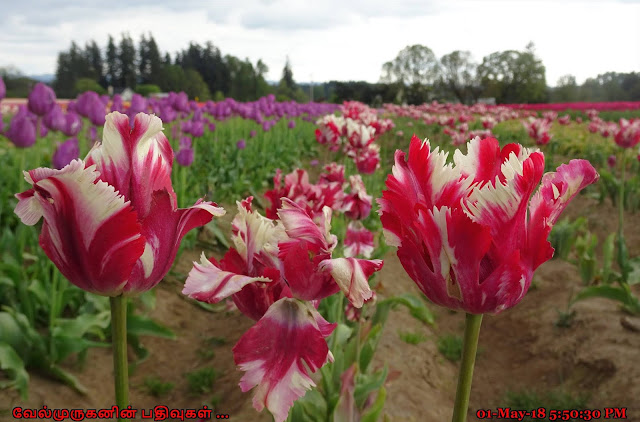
28,74 -> 55,83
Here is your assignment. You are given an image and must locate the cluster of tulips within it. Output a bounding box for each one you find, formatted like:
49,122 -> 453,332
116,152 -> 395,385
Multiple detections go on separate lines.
0,80 -> 339,173
314,102 -> 394,174
2,78 -> 616,421
9,110 -> 600,422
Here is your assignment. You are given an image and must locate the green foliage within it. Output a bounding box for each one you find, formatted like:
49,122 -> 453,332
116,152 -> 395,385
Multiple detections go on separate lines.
75,78 -> 105,95
437,334 -> 463,362
398,330 -> 427,345
549,217 -> 588,261
185,367 -> 220,395
143,376 -> 174,397
135,84 -> 161,97
503,389 -> 588,421
477,42 -> 547,104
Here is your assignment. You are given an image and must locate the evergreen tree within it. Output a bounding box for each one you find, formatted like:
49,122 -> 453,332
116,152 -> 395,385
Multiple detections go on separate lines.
147,34 -> 163,86
118,33 -> 136,89
85,40 -> 105,88
106,35 -> 118,88
138,33 -> 150,84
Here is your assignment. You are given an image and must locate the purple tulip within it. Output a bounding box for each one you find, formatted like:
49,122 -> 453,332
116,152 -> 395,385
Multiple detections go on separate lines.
0,76 -> 5,100
172,92 -> 189,112
190,120 -> 204,138
43,104 -> 66,132
52,137 -> 79,169
75,91 -> 100,117
129,94 -> 147,114
179,136 -> 192,149
62,112 -> 82,137
111,94 -> 124,112
310,159 -> 319,166
28,82 -> 56,116
607,155 -> 617,169
287,120 -> 296,129
249,129 -> 257,138
262,121 -> 271,132
88,99 -> 106,126
89,126 -> 97,144
236,139 -> 246,149
176,147 -> 194,166
208,122 -> 216,132
7,114 -> 36,148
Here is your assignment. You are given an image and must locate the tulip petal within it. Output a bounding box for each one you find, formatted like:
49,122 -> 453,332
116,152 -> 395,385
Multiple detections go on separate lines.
278,199 -> 336,254
125,190 -> 225,294
231,198 -> 288,273
527,159 -> 599,270
182,252 -> 270,303
281,241 -> 339,301
318,257 -> 383,308
233,298 -> 335,422
15,160 -> 145,295
86,112 -> 177,218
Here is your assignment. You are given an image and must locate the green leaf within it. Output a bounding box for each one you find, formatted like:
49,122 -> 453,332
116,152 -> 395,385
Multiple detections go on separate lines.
627,257 -> 640,286
617,234 -> 630,282
376,293 -> 435,326
354,366 -> 388,409
0,342 -> 29,399
360,386 -> 387,422
571,285 -> 631,304
127,314 -> 176,339
290,389 -> 327,422
52,311 -> 111,339
601,233 -> 616,284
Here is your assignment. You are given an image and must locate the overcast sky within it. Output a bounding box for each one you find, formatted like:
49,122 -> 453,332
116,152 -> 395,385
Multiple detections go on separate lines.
1,0 -> 639,87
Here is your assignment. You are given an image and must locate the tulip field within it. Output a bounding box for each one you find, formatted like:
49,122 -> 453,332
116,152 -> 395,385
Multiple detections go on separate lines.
1,82 -> 640,422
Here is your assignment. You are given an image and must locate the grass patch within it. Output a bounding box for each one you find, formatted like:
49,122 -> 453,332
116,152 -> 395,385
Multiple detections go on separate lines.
185,367 -> 221,395
143,376 -> 174,397
437,334 -> 463,362
398,330 -> 427,345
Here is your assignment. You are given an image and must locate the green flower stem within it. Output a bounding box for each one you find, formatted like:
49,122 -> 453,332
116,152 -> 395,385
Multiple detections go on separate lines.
618,150 -> 626,237
110,295 -> 130,422
452,313 -> 483,422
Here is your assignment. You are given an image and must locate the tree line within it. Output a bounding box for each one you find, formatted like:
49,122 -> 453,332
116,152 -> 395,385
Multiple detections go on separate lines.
51,33 -> 305,102
2,36 -> 639,105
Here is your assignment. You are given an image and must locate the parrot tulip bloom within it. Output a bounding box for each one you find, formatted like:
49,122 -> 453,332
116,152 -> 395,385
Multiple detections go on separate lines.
15,112 -> 225,296
378,136 -> 598,314
183,198 -> 382,421
341,175 -> 373,220
614,119 -> 640,149
344,221 -> 375,258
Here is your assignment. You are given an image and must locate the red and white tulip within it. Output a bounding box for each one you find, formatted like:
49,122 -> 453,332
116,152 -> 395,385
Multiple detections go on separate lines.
378,135 -> 598,314
15,112 -> 224,296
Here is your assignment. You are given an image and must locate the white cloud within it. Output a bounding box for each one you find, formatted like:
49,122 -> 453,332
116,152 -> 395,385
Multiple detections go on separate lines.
0,0 -> 638,87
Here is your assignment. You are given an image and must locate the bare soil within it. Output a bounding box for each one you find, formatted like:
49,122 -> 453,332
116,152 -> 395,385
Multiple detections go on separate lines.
2,195 -> 640,421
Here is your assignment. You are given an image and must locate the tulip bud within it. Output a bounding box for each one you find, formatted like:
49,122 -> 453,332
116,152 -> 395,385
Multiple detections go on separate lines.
43,104 -> 66,132
176,147 -> 194,166
28,82 -> 56,116
52,137 -> 79,169
62,112 -> 82,137
7,114 -> 37,148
